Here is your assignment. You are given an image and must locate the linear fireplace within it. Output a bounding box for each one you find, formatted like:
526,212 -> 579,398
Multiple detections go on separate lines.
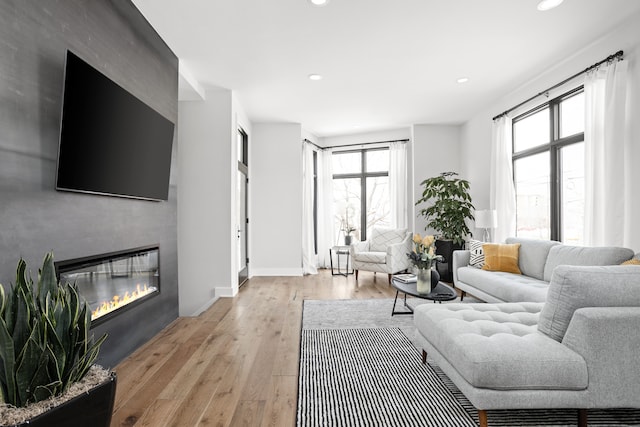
55,245 -> 160,326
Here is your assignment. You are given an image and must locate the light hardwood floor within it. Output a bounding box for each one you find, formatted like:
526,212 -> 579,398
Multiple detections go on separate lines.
111,270 -> 398,426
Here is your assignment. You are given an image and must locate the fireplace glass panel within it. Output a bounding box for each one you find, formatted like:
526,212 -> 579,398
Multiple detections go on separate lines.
57,247 -> 159,323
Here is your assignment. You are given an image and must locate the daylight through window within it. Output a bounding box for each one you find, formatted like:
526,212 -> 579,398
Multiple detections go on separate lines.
512,88 -> 585,244
332,148 -> 390,243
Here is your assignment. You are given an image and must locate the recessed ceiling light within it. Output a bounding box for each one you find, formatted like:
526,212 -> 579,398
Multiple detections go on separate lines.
308,74 -> 323,81
457,77 -> 469,84
537,0 -> 563,11
309,0 -> 329,6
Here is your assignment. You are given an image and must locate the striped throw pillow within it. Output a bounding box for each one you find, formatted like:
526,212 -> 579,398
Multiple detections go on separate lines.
468,239 -> 485,268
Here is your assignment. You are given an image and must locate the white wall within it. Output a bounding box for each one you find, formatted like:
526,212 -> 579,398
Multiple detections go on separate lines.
459,117 -> 492,239
302,128 -> 320,146
460,10 -> 640,249
251,123 -> 303,276
411,124 -> 462,235
178,88 -> 236,316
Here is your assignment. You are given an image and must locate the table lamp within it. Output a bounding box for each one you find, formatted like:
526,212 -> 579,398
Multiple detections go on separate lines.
475,210 -> 497,242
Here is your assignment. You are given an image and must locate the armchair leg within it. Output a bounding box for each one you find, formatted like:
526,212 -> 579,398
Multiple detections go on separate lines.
461,290 -> 466,301
388,273 -> 392,284
478,409 -> 488,427
578,409 -> 587,427
421,349 -> 427,364
355,270 -> 359,280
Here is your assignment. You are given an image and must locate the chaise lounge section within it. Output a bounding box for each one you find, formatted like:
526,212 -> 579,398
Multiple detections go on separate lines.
414,264 -> 640,427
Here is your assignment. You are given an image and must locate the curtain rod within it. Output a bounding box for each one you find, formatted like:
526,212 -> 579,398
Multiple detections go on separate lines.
492,50 -> 623,121
303,138 -> 409,150
304,139 -> 324,150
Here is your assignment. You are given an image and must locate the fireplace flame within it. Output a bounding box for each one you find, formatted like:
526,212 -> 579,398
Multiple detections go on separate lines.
92,283 -> 157,320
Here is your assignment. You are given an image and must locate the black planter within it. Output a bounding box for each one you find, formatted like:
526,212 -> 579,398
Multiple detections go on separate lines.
13,372 -> 117,427
435,239 -> 463,283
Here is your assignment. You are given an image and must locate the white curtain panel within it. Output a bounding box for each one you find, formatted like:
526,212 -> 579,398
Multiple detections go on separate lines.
301,142 -> 318,275
490,115 -> 517,243
317,148 -> 335,268
584,60 -> 629,247
389,141 -> 408,229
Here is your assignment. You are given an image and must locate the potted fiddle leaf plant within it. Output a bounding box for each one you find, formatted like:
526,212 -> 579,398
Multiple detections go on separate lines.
416,171 -> 475,282
0,252 -> 116,427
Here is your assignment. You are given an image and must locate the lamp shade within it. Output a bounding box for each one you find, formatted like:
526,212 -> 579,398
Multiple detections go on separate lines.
475,209 -> 497,229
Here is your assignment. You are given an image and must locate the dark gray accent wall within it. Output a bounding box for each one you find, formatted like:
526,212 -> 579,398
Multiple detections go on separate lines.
0,0 -> 179,368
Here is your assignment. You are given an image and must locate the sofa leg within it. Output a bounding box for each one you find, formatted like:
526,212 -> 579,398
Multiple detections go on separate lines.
478,409 -> 488,427
460,290 -> 466,301
578,409 -> 588,427
421,349 -> 427,364
388,273 -> 392,284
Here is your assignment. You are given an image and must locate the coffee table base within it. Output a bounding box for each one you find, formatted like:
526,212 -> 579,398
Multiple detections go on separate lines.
391,277 -> 457,316
392,290 -> 448,316
391,291 -> 415,315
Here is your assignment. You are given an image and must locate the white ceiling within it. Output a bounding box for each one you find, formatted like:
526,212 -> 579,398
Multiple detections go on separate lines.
132,0 -> 640,137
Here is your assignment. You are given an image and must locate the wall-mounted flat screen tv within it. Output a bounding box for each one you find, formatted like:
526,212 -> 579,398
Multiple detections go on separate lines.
56,50 -> 175,201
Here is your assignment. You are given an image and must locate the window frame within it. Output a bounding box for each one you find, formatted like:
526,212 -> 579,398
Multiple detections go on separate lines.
332,147 -> 389,241
512,86 -> 584,242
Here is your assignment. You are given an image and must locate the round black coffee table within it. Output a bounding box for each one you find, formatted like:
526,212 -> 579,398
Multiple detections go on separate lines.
390,277 -> 458,316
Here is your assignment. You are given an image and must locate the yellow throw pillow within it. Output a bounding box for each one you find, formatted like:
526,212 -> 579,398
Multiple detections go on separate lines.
622,258 -> 640,265
482,243 -> 522,274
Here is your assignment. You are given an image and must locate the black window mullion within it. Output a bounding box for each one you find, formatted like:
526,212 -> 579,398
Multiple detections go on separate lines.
361,175 -> 367,241
313,151 -> 318,255
361,150 -> 367,241
553,146 -> 562,241
549,101 -> 559,241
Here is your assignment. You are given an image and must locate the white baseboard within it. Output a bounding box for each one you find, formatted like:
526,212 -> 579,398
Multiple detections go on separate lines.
249,267 -> 303,277
186,296 -> 219,317
215,286 -> 238,298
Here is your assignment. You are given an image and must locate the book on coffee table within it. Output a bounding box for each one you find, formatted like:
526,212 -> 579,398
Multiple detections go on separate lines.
394,274 -> 417,283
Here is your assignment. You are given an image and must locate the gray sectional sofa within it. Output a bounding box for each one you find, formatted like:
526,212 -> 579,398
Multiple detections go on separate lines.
414,264 -> 640,427
452,237 -> 635,302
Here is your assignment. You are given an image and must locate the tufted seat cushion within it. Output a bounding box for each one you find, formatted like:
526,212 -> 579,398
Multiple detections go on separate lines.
414,303 -> 588,391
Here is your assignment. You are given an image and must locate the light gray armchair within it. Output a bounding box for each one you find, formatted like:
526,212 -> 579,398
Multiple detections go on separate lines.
350,227 -> 412,283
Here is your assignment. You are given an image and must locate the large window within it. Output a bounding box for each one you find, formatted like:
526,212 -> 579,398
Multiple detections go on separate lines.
332,148 -> 390,242
512,88 -> 585,244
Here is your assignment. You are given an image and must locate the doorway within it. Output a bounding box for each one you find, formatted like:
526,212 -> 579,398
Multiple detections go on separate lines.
237,128 -> 249,286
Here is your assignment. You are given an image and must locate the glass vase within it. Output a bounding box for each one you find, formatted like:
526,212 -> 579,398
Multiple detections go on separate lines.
416,267 -> 432,294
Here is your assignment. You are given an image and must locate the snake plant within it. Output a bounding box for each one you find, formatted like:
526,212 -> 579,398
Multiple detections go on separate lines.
0,252 -> 107,407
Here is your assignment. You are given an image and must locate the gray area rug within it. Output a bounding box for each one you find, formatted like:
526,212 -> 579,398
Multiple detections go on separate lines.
300,298 -> 640,427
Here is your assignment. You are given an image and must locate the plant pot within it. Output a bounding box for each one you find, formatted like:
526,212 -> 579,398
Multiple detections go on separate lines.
11,372 -> 117,427
435,239 -> 463,283
344,235 -> 353,245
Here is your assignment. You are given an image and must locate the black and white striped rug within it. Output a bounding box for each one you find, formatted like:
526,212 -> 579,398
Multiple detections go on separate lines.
297,320 -> 640,426
297,327 -> 476,426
